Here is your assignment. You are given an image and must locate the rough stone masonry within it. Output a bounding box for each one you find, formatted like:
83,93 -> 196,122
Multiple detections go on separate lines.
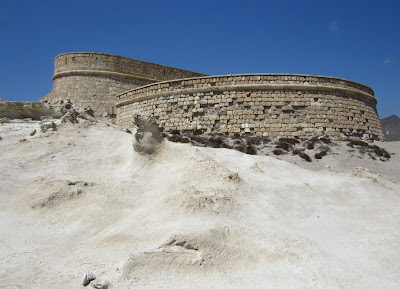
116,74 -> 383,141
40,52 -> 384,141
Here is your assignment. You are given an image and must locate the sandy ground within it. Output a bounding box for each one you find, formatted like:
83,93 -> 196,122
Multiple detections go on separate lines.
0,118 -> 399,288
269,140 -> 399,184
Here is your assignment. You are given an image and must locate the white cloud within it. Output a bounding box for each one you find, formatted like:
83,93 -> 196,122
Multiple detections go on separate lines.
384,57 -> 392,65
329,21 -> 338,33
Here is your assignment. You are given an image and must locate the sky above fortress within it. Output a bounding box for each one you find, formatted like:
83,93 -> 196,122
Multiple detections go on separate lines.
0,0 -> 399,118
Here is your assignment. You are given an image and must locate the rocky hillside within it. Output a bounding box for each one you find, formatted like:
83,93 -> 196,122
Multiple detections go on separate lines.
381,114 -> 400,141
0,113 -> 399,288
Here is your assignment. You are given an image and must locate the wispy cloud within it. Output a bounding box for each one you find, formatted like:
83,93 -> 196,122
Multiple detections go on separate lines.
329,21 -> 338,33
384,57 -> 392,65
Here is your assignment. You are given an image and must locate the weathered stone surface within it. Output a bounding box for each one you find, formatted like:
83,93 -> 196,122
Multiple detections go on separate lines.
39,52 -> 206,116
91,279 -> 110,289
116,74 -> 384,141
132,113 -> 163,154
0,101 -> 64,120
40,121 -> 57,133
380,114 -> 400,141
82,271 -> 96,287
35,53 -> 384,142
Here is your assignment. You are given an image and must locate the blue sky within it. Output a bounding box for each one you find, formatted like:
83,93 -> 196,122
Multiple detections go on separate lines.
0,0 -> 399,118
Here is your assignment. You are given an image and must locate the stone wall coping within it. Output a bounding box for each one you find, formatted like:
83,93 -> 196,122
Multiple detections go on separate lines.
115,83 -> 376,108
52,70 -> 161,83
115,73 -> 376,107
54,52 -> 208,76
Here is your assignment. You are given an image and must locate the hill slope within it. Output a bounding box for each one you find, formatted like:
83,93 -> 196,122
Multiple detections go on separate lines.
0,119 -> 399,289
381,114 -> 400,141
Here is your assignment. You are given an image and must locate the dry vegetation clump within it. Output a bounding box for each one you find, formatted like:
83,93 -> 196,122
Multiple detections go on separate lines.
315,150 -> 327,159
347,139 -> 391,160
319,136 -> 331,144
159,129 -> 391,163
208,136 -> 224,148
370,145 -> 391,159
299,151 -> 312,162
244,144 -> 257,155
274,137 -> 300,152
347,139 -> 369,148
315,145 -> 331,159
278,137 -> 300,145
303,136 -> 321,150
306,142 -> 315,150
275,140 -> 291,151
273,148 -> 285,155
233,143 -> 245,153
168,134 -> 191,143
162,132 -> 260,155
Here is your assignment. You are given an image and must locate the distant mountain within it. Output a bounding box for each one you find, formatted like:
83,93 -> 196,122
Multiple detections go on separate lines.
380,115 -> 400,141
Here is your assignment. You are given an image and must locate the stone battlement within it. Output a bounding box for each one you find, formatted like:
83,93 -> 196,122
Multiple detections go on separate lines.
116,73 -> 376,106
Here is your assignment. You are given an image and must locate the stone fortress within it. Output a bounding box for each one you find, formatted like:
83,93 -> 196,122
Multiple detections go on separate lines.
40,52 -> 384,141
40,52 -> 206,116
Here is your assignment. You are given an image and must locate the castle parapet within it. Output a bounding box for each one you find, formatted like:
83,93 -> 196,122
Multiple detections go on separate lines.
53,52 -> 206,82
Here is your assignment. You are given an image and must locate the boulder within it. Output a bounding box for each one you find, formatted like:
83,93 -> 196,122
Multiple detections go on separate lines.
132,113 -> 163,154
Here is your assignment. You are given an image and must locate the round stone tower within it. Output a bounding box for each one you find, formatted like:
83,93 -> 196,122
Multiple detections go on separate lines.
40,52 -> 206,116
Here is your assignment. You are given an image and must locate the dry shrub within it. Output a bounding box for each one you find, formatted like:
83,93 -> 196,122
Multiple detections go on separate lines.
278,137 -> 299,145
299,152 -> 312,162
319,136 -> 331,144
306,142 -> 314,150
233,144 -> 245,153
315,150 -> 327,159
370,145 -> 390,159
347,140 -> 369,148
275,141 -> 291,151
245,145 -> 257,155
273,149 -> 284,155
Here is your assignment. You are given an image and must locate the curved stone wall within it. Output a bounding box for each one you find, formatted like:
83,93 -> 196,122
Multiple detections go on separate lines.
116,74 -> 384,141
40,52 -> 206,115
44,75 -> 149,115
53,52 -> 206,82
